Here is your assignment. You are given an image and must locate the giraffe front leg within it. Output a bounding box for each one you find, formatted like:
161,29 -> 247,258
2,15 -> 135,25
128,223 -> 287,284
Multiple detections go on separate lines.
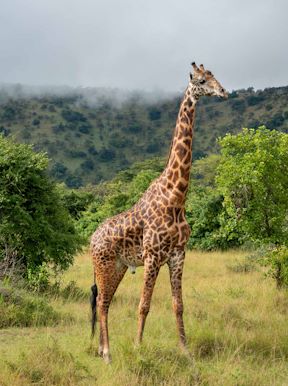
136,254 -> 160,345
168,249 -> 187,351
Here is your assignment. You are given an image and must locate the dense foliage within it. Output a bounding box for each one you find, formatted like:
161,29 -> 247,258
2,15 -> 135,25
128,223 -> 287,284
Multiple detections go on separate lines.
217,127 -> 288,245
76,158 -> 164,239
262,246 -> 288,288
0,85 -> 288,186
0,136 -> 83,280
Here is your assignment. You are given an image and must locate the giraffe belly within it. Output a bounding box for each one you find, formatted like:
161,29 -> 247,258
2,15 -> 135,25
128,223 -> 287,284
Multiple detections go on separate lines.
117,235 -> 144,268
119,245 -> 144,268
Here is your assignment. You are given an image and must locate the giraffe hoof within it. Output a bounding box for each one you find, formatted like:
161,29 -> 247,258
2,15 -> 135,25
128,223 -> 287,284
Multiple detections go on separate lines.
180,344 -> 190,356
103,352 -> 112,364
180,345 -> 195,363
134,338 -> 142,348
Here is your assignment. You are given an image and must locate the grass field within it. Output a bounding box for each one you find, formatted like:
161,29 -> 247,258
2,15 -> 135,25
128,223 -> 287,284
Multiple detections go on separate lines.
1,250 -> 288,385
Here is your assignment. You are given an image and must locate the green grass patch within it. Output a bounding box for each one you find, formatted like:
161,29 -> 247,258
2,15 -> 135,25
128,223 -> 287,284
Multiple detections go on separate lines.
0,284 -> 72,328
4,339 -> 91,386
1,250 -> 288,385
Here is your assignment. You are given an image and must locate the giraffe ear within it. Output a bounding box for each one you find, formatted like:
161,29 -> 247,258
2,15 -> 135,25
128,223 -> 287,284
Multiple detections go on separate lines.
189,72 -> 193,80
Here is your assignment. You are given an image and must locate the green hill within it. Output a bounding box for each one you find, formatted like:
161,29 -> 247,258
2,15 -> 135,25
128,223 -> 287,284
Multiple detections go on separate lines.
0,85 -> 287,187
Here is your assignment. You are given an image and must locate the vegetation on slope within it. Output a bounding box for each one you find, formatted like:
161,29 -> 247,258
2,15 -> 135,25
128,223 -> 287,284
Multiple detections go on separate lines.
0,85 -> 287,186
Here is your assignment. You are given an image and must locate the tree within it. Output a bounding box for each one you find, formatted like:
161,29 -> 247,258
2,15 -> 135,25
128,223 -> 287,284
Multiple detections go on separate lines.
186,186 -> 224,250
50,162 -> 68,180
217,127 -> 288,244
186,155 -> 241,250
0,136 -> 83,278
191,154 -> 221,187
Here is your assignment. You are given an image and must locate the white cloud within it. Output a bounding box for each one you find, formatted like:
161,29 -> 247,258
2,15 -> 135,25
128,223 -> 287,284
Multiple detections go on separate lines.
0,0 -> 287,91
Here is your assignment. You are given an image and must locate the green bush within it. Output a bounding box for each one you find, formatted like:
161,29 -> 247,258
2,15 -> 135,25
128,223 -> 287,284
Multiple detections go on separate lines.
76,163 -> 161,240
186,186 -> 241,250
226,258 -> 257,274
262,246 -> 288,288
217,127 -> 288,245
0,136 -> 84,279
61,109 -> 87,123
0,285 -> 61,328
58,186 -> 94,220
59,281 -> 88,301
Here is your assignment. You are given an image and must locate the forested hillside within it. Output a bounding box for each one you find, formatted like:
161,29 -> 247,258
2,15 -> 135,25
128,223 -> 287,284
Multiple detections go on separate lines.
0,85 -> 287,187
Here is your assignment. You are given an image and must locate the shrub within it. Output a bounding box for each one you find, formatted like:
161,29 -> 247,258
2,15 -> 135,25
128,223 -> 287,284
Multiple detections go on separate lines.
186,186 -> 241,250
59,281 -> 88,301
148,108 -> 161,121
0,126 -> 10,137
52,123 -> 66,134
58,186 -> 94,220
98,148 -> 115,161
0,284 -> 61,328
229,99 -> 246,113
65,175 -> 83,188
88,145 -> 98,155
61,109 -> 87,123
226,258 -> 257,274
146,142 -> 160,153
78,124 -> 91,134
246,94 -> 265,106
80,159 -> 94,171
32,118 -> 40,126
68,150 -> 87,158
50,162 -> 68,180
262,246 -> 288,288
217,127 -> 288,245
0,136 -> 84,279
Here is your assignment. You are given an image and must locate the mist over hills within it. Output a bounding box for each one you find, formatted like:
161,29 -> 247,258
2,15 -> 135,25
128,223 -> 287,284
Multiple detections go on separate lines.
0,84 -> 287,187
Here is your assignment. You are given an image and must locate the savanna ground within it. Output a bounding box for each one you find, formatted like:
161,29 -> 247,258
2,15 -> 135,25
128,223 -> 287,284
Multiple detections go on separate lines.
1,250 -> 288,386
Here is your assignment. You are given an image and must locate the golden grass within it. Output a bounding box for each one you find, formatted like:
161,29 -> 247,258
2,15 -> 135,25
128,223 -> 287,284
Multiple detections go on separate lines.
1,250 -> 288,385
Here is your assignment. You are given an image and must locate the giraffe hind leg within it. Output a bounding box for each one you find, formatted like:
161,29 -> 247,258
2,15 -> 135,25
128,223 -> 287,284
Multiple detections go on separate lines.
95,257 -> 127,363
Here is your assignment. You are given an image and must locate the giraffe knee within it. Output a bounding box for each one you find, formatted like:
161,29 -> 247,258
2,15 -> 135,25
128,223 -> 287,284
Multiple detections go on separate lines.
139,302 -> 150,317
173,301 -> 183,317
98,298 -> 109,314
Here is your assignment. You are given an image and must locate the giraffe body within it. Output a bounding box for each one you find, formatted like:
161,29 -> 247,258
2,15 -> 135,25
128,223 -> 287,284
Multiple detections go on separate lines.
91,176 -> 190,269
90,63 -> 228,363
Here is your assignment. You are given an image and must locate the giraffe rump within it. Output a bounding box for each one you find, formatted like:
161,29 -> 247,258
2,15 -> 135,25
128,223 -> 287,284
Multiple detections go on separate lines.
90,283 -> 98,338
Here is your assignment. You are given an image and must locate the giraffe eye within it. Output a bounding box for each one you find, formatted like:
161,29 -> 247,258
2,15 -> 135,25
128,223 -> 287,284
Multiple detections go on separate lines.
199,79 -> 206,84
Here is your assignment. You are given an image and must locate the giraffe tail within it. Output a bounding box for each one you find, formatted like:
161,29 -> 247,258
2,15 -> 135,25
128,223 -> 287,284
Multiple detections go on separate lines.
90,283 -> 98,339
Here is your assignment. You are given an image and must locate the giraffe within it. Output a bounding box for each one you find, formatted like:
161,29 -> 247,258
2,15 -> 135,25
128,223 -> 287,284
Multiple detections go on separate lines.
90,62 -> 228,363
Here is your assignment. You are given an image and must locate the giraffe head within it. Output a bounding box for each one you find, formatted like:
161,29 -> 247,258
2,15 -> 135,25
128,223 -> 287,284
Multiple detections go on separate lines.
188,62 -> 228,99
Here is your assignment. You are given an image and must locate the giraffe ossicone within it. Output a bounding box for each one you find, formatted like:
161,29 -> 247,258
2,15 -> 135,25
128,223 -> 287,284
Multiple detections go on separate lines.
90,62 -> 228,363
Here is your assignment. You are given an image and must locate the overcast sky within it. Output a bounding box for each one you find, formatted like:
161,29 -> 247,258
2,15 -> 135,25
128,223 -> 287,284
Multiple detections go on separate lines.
0,0 -> 287,92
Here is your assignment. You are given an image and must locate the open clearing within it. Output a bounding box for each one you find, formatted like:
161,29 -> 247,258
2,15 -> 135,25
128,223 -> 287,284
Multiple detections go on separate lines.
1,250 -> 288,385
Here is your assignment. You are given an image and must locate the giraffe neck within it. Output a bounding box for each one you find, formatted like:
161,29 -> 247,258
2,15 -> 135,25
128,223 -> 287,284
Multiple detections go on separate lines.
162,88 -> 197,206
